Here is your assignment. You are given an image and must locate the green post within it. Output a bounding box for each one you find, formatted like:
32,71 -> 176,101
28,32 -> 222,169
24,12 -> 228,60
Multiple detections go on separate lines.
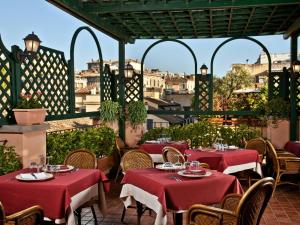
281,67 -> 289,101
290,35 -> 298,141
118,41 -> 126,140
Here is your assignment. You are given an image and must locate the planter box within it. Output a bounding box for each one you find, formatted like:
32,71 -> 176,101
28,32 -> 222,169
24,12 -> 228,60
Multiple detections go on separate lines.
13,108 -> 47,126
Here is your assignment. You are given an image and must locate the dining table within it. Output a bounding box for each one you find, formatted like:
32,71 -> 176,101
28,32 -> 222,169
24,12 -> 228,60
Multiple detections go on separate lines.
0,168 -> 110,225
139,141 -> 189,163
185,148 -> 262,175
120,168 -> 243,225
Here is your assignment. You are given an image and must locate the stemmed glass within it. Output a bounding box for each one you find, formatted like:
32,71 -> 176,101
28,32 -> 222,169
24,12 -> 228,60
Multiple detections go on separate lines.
184,153 -> 191,171
174,154 -> 182,167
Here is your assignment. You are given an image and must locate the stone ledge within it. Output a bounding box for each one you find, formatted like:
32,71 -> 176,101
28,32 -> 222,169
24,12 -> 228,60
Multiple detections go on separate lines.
0,123 -> 50,134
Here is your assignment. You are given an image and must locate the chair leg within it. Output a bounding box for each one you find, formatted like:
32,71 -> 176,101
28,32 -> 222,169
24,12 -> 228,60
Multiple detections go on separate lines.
114,166 -> 121,183
75,208 -> 82,225
136,201 -> 143,225
91,206 -> 98,225
121,206 -> 126,222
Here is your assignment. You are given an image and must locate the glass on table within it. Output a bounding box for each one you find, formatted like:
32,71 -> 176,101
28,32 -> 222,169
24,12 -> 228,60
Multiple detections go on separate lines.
29,161 -> 38,172
174,154 -> 183,167
190,161 -> 201,172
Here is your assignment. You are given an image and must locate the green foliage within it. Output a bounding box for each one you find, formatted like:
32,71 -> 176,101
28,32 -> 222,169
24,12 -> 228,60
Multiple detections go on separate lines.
0,145 -> 22,175
47,126 -> 116,164
16,93 -> 43,109
99,101 -> 120,122
213,65 -> 252,110
140,121 -> 260,148
265,97 -> 290,120
127,101 -> 147,126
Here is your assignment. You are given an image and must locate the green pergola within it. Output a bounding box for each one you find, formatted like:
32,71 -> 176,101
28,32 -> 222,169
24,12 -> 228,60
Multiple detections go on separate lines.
46,0 -> 300,139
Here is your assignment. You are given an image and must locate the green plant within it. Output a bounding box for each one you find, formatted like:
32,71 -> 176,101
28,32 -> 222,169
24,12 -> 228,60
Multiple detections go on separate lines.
265,97 -> 290,121
99,101 -> 120,122
47,126 -> 116,164
127,101 -> 147,127
16,92 -> 43,109
0,145 -> 22,175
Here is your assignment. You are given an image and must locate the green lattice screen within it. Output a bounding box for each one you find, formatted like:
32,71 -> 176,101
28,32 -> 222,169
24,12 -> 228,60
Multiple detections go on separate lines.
269,72 -> 281,100
0,38 -> 13,123
20,46 -> 70,115
296,74 -> 300,111
197,76 -> 210,111
101,64 -> 113,101
125,72 -> 142,103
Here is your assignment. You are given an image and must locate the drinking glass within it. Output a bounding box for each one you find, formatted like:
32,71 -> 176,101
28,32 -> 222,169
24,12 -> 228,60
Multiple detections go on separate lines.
29,161 -> 38,172
174,154 -> 182,167
190,161 -> 200,172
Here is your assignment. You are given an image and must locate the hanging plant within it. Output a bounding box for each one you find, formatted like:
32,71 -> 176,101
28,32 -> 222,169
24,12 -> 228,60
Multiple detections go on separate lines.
127,101 -> 147,127
99,100 -> 120,122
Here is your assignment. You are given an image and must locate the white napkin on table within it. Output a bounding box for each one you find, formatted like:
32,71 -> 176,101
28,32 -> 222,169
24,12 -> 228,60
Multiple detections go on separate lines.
20,172 -> 48,179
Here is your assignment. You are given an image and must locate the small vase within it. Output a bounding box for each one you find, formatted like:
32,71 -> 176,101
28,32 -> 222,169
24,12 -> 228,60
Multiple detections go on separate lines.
13,108 -> 47,125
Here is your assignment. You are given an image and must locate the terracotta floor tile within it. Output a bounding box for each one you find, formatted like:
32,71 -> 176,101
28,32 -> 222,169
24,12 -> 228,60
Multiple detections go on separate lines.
76,181 -> 300,225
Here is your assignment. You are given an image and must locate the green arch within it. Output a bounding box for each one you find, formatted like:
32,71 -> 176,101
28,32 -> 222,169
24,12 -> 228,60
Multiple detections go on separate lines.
141,39 -> 199,110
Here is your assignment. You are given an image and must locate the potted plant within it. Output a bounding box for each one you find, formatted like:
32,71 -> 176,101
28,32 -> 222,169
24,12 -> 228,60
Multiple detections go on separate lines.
99,100 -> 120,132
13,92 -> 47,125
125,101 -> 147,147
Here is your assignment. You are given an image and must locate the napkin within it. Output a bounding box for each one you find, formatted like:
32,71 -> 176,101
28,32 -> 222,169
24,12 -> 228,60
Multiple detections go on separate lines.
20,172 -> 48,179
145,140 -> 159,144
183,170 -> 206,175
20,173 -> 36,179
33,172 -> 49,179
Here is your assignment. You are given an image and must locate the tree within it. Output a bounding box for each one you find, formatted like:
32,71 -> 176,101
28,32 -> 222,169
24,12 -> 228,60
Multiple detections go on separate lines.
213,65 -> 253,111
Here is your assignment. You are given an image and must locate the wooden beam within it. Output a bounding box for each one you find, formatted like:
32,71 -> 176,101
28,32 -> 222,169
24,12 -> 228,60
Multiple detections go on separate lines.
259,6 -> 278,33
85,0 -> 300,14
149,12 -> 167,37
189,11 -> 198,37
243,7 -> 256,34
46,0 -> 133,43
227,8 -> 233,35
168,11 -> 183,37
284,16 -> 300,39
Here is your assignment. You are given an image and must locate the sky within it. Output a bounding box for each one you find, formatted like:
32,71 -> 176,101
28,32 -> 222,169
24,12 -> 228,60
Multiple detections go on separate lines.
0,0 -> 295,76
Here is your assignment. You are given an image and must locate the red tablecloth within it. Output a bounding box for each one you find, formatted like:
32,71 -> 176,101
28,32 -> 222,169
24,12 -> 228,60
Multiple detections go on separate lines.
284,141 -> 300,157
185,149 -> 259,172
0,169 -> 109,219
139,142 -> 189,154
121,168 -> 242,213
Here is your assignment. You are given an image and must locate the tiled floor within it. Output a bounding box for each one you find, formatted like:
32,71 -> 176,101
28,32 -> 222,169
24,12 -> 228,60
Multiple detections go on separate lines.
79,181 -> 300,225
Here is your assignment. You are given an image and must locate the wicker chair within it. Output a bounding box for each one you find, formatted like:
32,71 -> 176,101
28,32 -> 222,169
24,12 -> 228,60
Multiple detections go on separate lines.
162,146 -> 185,164
245,138 -> 267,162
0,202 -> 43,225
186,177 -> 275,225
265,140 -> 300,188
120,150 -> 153,224
64,149 -> 98,225
114,137 -> 137,182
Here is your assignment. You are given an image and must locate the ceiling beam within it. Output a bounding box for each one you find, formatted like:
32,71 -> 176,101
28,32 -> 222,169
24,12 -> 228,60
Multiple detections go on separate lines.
284,16 -> 300,39
46,0 -> 134,43
227,8 -> 233,35
85,0 -> 300,14
277,5 -> 300,32
259,6 -> 278,33
243,8 -> 256,34
168,11 -> 183,37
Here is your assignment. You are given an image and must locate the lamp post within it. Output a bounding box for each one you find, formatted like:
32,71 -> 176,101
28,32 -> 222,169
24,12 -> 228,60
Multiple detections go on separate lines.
16,32 -> 41,62
200,64 -> 208,76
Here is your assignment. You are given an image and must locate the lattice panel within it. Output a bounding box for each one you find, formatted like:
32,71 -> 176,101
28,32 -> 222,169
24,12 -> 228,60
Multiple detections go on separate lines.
269,72 -> 281,100
0,40 -> 13,122
296,74 -> 300,111
198,77 -> 209,111
20,46 -> 69,115
125,72 -> 142,103
101,64 -> 112,101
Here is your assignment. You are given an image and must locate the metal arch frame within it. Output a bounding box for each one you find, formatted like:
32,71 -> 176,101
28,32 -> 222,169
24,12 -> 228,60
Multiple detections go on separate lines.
141,39 -> 199,111
210,36 -> 272,109
69,26 -> 103,113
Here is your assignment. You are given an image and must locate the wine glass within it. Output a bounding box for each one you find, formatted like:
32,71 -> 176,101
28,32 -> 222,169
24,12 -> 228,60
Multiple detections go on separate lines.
174,154 -> 182,167
29,161 -> 38,172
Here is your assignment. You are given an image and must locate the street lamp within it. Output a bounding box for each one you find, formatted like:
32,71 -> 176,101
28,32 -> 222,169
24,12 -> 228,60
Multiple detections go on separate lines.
16,32 -> 41,62
200,64 -> 208,76
125,63 -> 134,78
293,60 -> 300,73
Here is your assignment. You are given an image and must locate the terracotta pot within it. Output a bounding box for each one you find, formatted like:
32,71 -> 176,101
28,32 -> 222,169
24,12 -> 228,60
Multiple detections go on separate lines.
97,155 -> 114,174
13,108 -> 47,125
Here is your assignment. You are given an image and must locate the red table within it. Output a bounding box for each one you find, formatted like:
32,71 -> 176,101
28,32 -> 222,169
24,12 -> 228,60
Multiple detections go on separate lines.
120,168 -> 242,225
0,169 -> 109,224
284,141 -> 300,157
139,142 -> 189,163
185,149 -> 261,175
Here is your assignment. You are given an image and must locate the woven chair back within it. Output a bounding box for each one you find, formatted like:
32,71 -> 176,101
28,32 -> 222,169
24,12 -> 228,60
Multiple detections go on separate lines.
236,177 -> 275,225
265,141 -> 280,182
245,138 -> 267,161
121,150 -> 153,173
187,206 -> 222,225
64,149 -> 96,169
162,146 -> 185,164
